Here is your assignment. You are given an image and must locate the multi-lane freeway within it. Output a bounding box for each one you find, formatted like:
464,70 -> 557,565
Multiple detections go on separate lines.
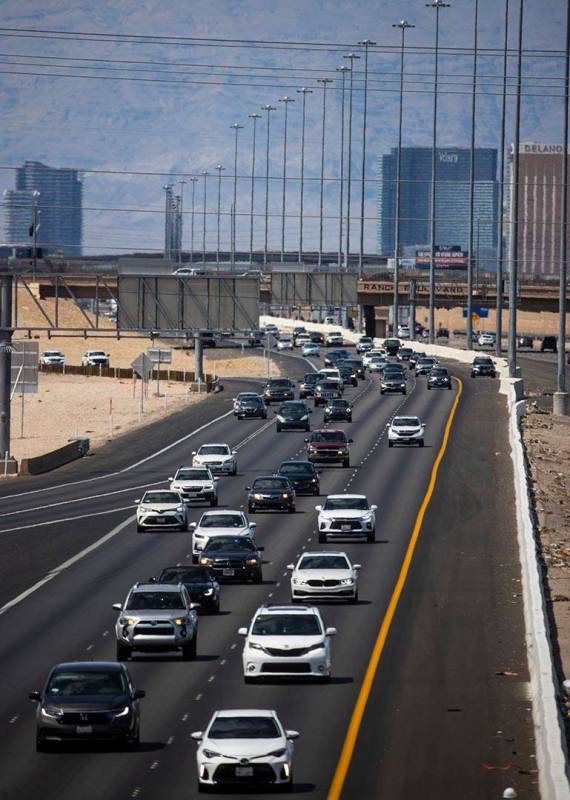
0,346 -> 539,799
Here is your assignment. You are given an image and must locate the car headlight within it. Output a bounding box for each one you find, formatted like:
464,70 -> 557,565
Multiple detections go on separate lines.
292,578 -> 306,586
340,578 -> 354,585
306,642 -> 325,652
200,557 -> 213,565
311,477 -> 317,483
203,749 -> 223,759
245,557 -> 259,565
300,415 -> 309,421
253,493 -> 263,500
174,617 -> 187,625
139,506 -> 150,513
282,493 -> 289,499
277,415 -> 284,421
249,642 -> 264,651
400,383 -> 406,388
42,705 -> 64,719
113,705 -> 131,717
177,505 -> 186,513
119,617 -> 137,626
268,748 -> 287,758
337,449 -> 346,455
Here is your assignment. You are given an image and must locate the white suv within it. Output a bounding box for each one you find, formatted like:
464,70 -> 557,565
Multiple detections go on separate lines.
192,710 -> 298,791
238,604 -> 336,682
81,350 -> 110,367
316,494 -> 377,544
325,331 -> 343,346
192,443 -> 237,475
363,348 -> 386,367
190,509 -> 256,559
387,416 -> 425,448
169,466 -> 218,506
288,551 -> 361,603
39,350 -> 65,366
135,490 -> 187,532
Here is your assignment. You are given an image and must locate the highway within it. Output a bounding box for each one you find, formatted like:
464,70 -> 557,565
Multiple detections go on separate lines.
0,347 -> 538,800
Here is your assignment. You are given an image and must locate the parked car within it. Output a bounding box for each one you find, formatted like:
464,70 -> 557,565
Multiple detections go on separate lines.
541,335 -> 557,353
39,350 -> 65,366
81,350 -> 110,367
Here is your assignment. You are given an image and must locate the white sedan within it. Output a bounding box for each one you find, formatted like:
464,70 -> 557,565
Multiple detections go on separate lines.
288,551 -> 361,603
302,342 -> 320,357
478,332 -> 495,348
277,337 -> 293,351
238,604 -> 336,682
387,415 -> 425,447
316,494 -> 377,544
363,348 -> 386,367
135,490 -> 187,532
190,509 -> 256,559
192,709 -> 298,791
192,443 -> 237,475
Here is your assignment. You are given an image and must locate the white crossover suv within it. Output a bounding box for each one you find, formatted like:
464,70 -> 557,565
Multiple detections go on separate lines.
192,709 -> 299,791
39,350 -> 65,366
135,490 -> 187,532
288,551 -> 361,603
190,509 -> 256,560
387,416 -> 425,448
316,494 -> 377,544
192,443 -> 237,475
238,604 -> 336,682
169,466 -> 218,506
81,350 -> 109,367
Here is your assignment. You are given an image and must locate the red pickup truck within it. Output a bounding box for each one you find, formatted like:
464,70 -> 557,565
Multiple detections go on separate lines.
305,429 -> 353,468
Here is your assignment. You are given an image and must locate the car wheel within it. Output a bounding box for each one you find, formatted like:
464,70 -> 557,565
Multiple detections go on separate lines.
380,389 -> 385,395
402,388 -> 407,395
182,636 -> 197,660
419,440 -> 424,448
318,532 -> 327,544
210,497 -> 218,507
347,416 -> 352,422
212,601 -> 221,615
126,728 -> 140,749
367,531 -> 376,544
313,487 -> 320,496
319,674 -> 332,684
448,384 -> 452,390
116,642 -> 132,662
471,372 -> 475,378
197,780 -> 212,794
276,424 -> 281,432
252,571 -> 263,584
232,464 -> 237,475
343,459 -> 350,468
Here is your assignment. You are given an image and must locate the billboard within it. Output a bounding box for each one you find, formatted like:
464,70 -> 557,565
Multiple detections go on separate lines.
415,246 -> 468,270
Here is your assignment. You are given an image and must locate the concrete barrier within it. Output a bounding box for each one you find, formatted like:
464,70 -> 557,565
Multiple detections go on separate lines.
19,437 -> 90,476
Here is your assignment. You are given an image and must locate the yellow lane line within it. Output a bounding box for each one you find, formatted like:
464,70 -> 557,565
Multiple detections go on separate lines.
327,377 -> 463,800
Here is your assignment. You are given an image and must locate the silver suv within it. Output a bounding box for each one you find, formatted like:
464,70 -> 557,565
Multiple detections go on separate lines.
113,583 -> 199,661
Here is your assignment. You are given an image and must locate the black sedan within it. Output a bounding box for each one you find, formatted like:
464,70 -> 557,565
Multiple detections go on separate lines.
30,661 -> 144,751
427,367 -> 452,390
153,565 -> 220,613
274,400 -> 312,432
342,358 -> 365,380
246,476 -> 296,513
276,460 -> 320,495
236,395 -> 267,419
198,536 -> 263,583
324,349 -> 350,366
324,398 -> 353,422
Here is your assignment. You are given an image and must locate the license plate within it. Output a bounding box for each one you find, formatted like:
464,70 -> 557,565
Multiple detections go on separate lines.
222,569 -> 235,577
156,516 -> 166,523
341,524 -> 352,532
235,766 -> 254,777
76,725 -> 93,734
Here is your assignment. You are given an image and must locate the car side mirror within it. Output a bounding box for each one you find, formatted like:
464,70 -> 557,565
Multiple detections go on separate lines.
325,627 -> 338,637
250,522 -> 257,528
286,730 -> 300,740
133,689 -> 146,700
232,450 -> 237,455
286,563 -> 295,570
113,603 -> 122,610
191,731 -> 203,741
168,477 -> 173,481
238,627 -> 248,636
245,486 -> 251,491
371,504 -> 378,511
28,691 -> 41,702
348,438 -> 354,443
304,438 -> 309,443
134,499 -> 141,504
315,505 -> 322,512
353,564 -> 362,570
191,451 -> 197,456
189,522 -> 197,529
308,408 -> 313,413
190,602 -> 201,610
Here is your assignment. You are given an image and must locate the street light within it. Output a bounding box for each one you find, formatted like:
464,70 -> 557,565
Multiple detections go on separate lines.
189,176 -> 198,265
201,171 -> 209,265
336,65 -> 351,270
31,189 -> 41,270
248,113 -> 262,264
496,0 -> 510,356
466,0 -> 480,350
317,78 -> 333,267
215,164 -> 225,266
344,52 -> 360,271
279,96 -> 295,262
262,104 -> 277,265
391,21 -> 414,335
177,180 -> 186,266
426,0 -> 450,344
230,122 -> 243,270
358,39 -> 377,275
297,87 -> 313,263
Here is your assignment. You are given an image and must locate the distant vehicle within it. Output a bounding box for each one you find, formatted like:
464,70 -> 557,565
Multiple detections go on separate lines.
324,315 -> 337,324
81,350 -> 109,367
324,349 -> 350,366
363,348 -> 386,367
190,510 -> 256,559
288,551 -> 361,603
414,357 -> 439,376
518,336 -> 534,350
277,336 -> 293,351
316,494 -> 377,543
263,323 -> 279,339
318,367 -> 342,384
325,331 -> 344,347
277,460 -> 320,495
246,476 -> 296,513
299,372 -> 319,398
198,331 -> 217,348
233,393 -> 267,419
306,429 -> 352,468
313,379 -> 342,406
541,335 -> 557,353
397,324 -> 410,339
135,490 -> 187,532
337,363 -> 358,387
152,565 -> 220,614
367,355 -> 388,373
427,367 -> 452,390
295,333 -> 311,348
471,356 -> 496,378
169,466 -> 219,506
380,368 -> 407,395
323,398 -> 352,423
310,331 -> 325,344
356,336 -> 374,353
302,342 -> 320,357
247,330 -> 263,347
437,327 -> 450,339
342,358 -> 365,380
478,332 -> 495,348
172,266 -> 205,277
275,400 -> 312,432
383,338 -> 401,356
39,350 -> 65,366
292,326 -> 307,339
397,347 -> 413,362
263,377 -> 295,404
387,416 -> 425,448
192,443 -> 237,475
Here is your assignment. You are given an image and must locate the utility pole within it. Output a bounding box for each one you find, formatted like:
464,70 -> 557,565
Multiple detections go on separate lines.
279,96 -> 295,263
215,164 -> 225,267
201,171 -> 209,266
248,113 -> 261,264
297,87 -> 312,264
317,78 -> 333,267
358,39 -> 376,275
343,52 -> 360,271
262,105 -> 276,266
0,276 -> 13,464
337,66 -> 351,271
466,0 -> 479,349
189,176 -> 198,265
230,122 -> 243,271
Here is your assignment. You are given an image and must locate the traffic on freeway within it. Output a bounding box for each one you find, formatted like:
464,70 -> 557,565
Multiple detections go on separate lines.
0,336 -> 537,800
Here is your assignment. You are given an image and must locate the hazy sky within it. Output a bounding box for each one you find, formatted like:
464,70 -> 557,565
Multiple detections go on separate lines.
0,0 -> 566,255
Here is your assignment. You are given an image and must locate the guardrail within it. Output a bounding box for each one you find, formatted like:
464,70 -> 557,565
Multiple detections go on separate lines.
19,437 -> 90,476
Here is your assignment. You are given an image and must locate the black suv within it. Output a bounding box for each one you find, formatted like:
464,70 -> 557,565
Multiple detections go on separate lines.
30,661 -> 144,751
314,379 -> 342,407
427,367 -> 452,390
263,377 -> 295,404
471,356 -> 496,377
277,460 -> 320,495
275,400 -> 312,432
246,476 -> 296,513
299,372 -> 319,398
198,536 -> 264,583
152,565 -> 220,613
235,394 -> 267,419
384,338 -> 401,356
338,363 -> 358,387
324,398 -> 353,422
342,358 -> 365,380
380,367 -> 407,395
541,336 -> 557,353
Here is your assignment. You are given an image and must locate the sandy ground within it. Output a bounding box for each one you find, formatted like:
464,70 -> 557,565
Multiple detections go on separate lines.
522,406 -> 570,680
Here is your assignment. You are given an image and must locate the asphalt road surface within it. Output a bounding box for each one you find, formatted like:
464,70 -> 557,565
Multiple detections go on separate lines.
0,346 -> 538,800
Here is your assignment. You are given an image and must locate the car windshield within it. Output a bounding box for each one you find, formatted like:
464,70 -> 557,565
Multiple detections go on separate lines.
252,614 -> 322,636
209,717 -> 280,739
312,431 -> 346,443
299,555 -> 350,570
418,358 -> 435,365
176,469 -> 211,481
199,445 -> 230,455
238,394 -> 258,401
199,513 -> 244,528
370,356 -> 385,362
474,357 -> 492,365
90,351 -> 106,357
244,397 -> 263,406
268,379 -> 291,387
280,402 -> 306,413
46,670 -> 127,697
394,417 -> 420,427
360,337 -> 372,343
159,567 -> 212,582
126,591 -> 185,610
279,462 -> 314,475
142,492 -> 180,504
252,478 -> 289,490
430,368 -> 448,376
324,497 -> 369,510
304,373 -> 318,383
44,351 -> 61,357
328,400 -> 349,408
203,537 -> 255,552
384,367 -> 403,374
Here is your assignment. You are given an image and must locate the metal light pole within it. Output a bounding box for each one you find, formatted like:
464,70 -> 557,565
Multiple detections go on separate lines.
279,96 -> 295,262
466,0 -> 479,349
358,39 -> 376,275
554,0 -> 570,415
201,171 -> 209,265
262,105 -> 277,266
426,1 -> 450,344
344,53 -> 360,272
230,122 -> 243,270
297,88 -> 313,263
337,66 -> 351,270
392,21 -> 414,335
317,78 -> 333,267
248,113 -> 261,264
189,176 -> 198,265
496,0 -> 509,356
215,165 -> 225,266
508,0 -> 524,377
31,190 -> 41,271
163,184 -> 173,260
177,180 -> 186,266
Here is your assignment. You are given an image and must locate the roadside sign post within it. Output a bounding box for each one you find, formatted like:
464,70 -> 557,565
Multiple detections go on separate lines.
147,348 -> 172,397
11,341 -> 39,442
131,352 -> 153,419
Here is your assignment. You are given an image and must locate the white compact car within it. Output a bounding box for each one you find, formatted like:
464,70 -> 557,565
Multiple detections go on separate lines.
190,509 -> 256,559
238,605 -> 336,682
398,324 -> 411,339
169,466 -> 218,506
367,355 -> 388,373
478,332 -> 495,348
288,551 -> 361,603
363,348 -> 386,367
192,443 -> 237,475
81,350 -> 109,367
277,337 -> 293,351
302,343 -> 320,357
135,490 -> 188,532
387,415 -> 425,448
325,332 -> 343,347
39,350 -> 65,366
316,494 -> 377,544
192,709 -> 298,791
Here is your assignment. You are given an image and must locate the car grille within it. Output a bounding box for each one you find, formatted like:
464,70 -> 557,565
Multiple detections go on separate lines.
206,461 -> 223,468
263,646 -> 311,657
146,515 -> 178,524
212,558 -> 246,569
329,519 -> 362,530
261,662 -> 311,673
306,578 -> 341,587
134,622 -> 174,636
397,431 -> 416,437
60,710 -> 112,725
214,764 -> 275,784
